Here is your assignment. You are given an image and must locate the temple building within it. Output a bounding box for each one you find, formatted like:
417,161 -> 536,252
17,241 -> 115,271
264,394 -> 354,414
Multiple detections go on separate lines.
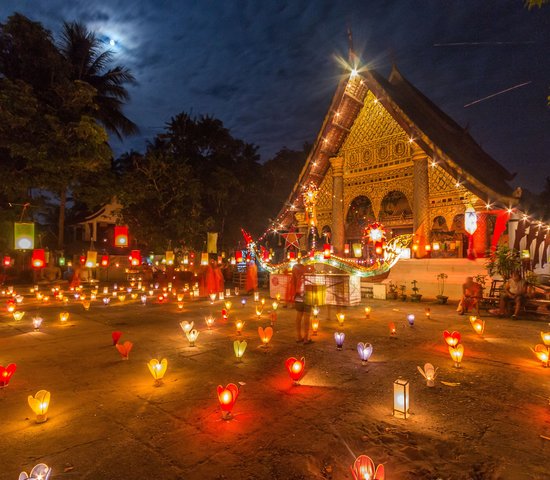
273,64 -> 521,259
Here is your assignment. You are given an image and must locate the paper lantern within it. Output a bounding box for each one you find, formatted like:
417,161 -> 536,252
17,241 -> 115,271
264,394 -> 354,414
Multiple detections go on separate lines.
219,291 -> 225,300
285,356 -> 305,384
3,255 -> 12,267
288,250 -> 296,260
209,293 -> 216,304
58,256 -> 66,266
118,294 -> 126,302
6,300 -> 15,313
85,251 -> 97,268
130,250 -> 141,266
59,312 -> 69,323
443,330 -> 461,347
350,455 -> 385,480
180,321 -> 194,335
31,249 -> 45,268
470,317 -> 485,335
205,315 -> 215,330
407,314 -> 415,326
83,300 -> 91,310
225,300 -> 232,312
336,313 -> 345,326
357,342 -> 373,364
255,304 -> 263,319
14,222 -> 35,250
32,316 -> 43,331
147,358 -> 168,385
353,243 -> 362,258
116,341 -> 133,360
258,326 -> 273,347
114,226 -> 128,247
28,389 -> 50,423
425,308 -> 431,319
540,332 -> 550,347
393,378 -> 409,419
13,311 -> 25,321
312,305 -> 320,317
235,250 -> 243,263
449,344 -> 464,368
186,329 -> 199,347
334,332 -> 345,350
364,306 -> 371,319
417,363 -> 437,387
241,298 -> 247,307
19,464 -> 51,480
217,383 -> 239,419
389,322 -> 396,337
235,320 -> 245,335
201,252 -> 209,266
344,243 -> 350,255
165,250 -> 174,265
432,242 -> 440,251
233,340 -> 247,360
532,345 -> 549,367
254,291 -> 260,302
0,363 -> 16,387
103,297 -> 110,305
464,205 -> 478,235
323,244 -> 331,259
100,255 -> 109,267
311,318 -> 319,335
112,331 -> 122,345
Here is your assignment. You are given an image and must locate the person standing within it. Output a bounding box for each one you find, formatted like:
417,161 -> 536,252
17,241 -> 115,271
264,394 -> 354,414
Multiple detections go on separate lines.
291,256 -> 313,344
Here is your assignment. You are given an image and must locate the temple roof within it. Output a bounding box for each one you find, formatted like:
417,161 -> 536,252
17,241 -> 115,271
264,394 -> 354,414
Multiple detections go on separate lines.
271,64 -> 518,232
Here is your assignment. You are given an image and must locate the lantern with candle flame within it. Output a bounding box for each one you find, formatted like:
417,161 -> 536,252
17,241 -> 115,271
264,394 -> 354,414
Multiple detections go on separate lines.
82,300 -> 91,311
13,311 -> 25,321
217,383 -> 239,420
116,341 -> 133,360
31,249 -> 45,268
350,455 -> 385,480
357,343 -> 373,365
118,294 -> 126,302
254,291 -> 260,302
112,331 -> 122,345
6,300 -> 15,313
19,463 -> 52,480
59,312 -> 69,323
407,314 -> 415,327
364,306 -> 371,319
85,250 -> 97,268
130,250 -> 141,266
311,318 -> 319,335
255,304 -> 263,320
32,316 -> 43,331
334,332 -> 345,350
225,300 -> 232,312
180,321 -> 194,335
209,293 -> 216,304
532,345 -> 549,367
147,358 -> 168,385
0,363 -> 16,387
235,320 -> 245,335
258,326 -> 273,348
233,340 -> 247,361
540,331 -> 550,347
417,363 -> 438,387
449,344 -> 464,368
205,315 -> 215,330
470,317 -> 485,335
323,243 -> 331,259
312,305 -> 320,318
241,298 -> 247,307
336,313 -> 345,327
285,356 -> 305,384
186,329 -> 199,347
389,322 -> 397,337
28,389 -> 50,423
425,308 -> 431,319
14,222 -> 35,250
443,330 -> 461,348
114,225 -> 128,247
100,254 -> 109,267
103,296 -> 110,305
393,378 -> 409,419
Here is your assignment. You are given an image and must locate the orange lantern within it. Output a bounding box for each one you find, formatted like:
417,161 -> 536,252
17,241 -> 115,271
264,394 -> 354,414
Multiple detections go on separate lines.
532,345 -> 549,367
350,455 -> 385,480
443,330 -> 461,348
217,383 -> 239,420
116,341 -> 133,360
285,356 -> 305,384
31,249 -> 45,268
470,316 -> 485,335
389,322 -> 397,337
258,326 -> 273,347
114,226 -> 128,247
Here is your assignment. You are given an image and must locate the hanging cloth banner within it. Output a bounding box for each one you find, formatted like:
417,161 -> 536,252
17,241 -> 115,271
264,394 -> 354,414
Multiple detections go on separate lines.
490,211 -> 510,252
207,232 -> 218,254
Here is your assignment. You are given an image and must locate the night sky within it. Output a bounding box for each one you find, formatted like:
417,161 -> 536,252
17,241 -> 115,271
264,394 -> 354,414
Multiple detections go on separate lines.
1,1 -> 549,192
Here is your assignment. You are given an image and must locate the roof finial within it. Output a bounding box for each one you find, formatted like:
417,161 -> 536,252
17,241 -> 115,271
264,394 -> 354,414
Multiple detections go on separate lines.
347,26 -> 357,67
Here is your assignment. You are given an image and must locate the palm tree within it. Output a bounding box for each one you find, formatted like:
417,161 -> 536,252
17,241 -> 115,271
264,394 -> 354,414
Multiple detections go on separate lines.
59,21 -> 138,139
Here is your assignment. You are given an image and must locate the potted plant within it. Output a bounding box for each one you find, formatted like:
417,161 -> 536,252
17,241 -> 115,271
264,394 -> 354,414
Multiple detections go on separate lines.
474,274 -> 487,297
410,280 -> 422,302
386,280 -> 398,300
399,284 -> 407,302
485,245 -> 521,280
436,273 -> 448,304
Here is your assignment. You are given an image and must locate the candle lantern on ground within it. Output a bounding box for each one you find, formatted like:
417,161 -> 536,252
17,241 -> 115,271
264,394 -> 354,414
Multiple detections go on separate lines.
59,312 -> 69,323
336,313 -> 345,327
235,320 -> 244,335
357,342 -> 373,365
470,317 -> 485,335
0,363 -> 16,387
417,363 -> 437,387
28,389 -> 50,423
186,329 -> 199,347
217,383 -> 239,420
209,293 -> 216,304
112,331 -> 122,345
147,358 -> 168,386
532,345 -> 549,367
407,314 -> 415,326
233,340 -> 247,361
389,322 -> 397,337
255,304 -> 263,320
19,463 -> 52,480
311,318 -> 320,335
449,344 -> 464,368
350,455 -> 385,480
334,332 -> 345,350
364,306 -> 371,319
285,357 -> 305,385
540,331 -> 550,347
13,311 -> 25,321
116,341 -> 133,360
180,321 -> 193,335
258,326 -> 273,348
205,315 -> 215,330
443,330 -> 461,347
32,316 -> 43,331
393,378 -> 410,419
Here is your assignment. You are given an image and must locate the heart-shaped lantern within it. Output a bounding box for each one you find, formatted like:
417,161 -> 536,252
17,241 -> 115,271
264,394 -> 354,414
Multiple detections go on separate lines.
285,356 -> 305,384
258,326 -> 273,347
443,330 -> 461,348
350,455 -> 385,480
116,341 -> 133,360
111,331 -> 123,345
357,343 -> 373,364
0,363 -> 16,387
217,383 -> 239,419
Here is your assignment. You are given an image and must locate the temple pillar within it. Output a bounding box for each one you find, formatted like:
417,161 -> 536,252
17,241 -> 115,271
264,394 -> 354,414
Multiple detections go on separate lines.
330,156 -> 345,254
412,144 -> 430,257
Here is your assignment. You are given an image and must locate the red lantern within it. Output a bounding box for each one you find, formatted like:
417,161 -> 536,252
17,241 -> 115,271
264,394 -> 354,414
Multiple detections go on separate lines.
375,242 -> 383,255
3,256 -> 12,267
285,356 -> 305,384
443,330 -> 461,348
344,244 -> 350,255
114,226 -> 129,247
288,251 -> 296,260
100,255 -> 109,267
217,383 -> 239,419
130,250 -> 141,266
0,363 -> 17,387
31,249 -> 45,268
79,255 -> 86,265
235,250 -> 243,263
323,244 -> 331,259
351,455 -> 385,480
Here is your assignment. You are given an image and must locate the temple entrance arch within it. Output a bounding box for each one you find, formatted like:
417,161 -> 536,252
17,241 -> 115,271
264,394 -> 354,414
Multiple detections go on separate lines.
345,196 -> 375,242
379,190 -> 413,236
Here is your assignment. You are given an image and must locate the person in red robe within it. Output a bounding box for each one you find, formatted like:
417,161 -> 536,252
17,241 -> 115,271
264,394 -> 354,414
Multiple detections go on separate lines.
205,257 -> 224,295
245,260 -> 258,293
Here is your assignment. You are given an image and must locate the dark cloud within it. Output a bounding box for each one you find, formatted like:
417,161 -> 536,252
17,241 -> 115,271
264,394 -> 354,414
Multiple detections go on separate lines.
1,0 -> 549,192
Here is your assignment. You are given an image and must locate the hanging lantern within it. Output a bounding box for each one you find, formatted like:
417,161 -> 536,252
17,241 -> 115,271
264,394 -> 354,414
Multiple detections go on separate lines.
285,356 -> 305,384
186,329 -> 199,346
323,243 -> 331,259
58,256 -> 66,266
344,243 -> 350,255
464,205 -> 478,235
31,249 -> 45,268
417,363 -> 437,387
336,313 -> 345,327
470,317 -> 485,335
201,252 -> 209,266
235,250 -> 243,263
443,330 -> 461,347
100,255 -> 109,267
541,331 -> 550,347
532,345 -> 549,367
353,243 -> 362,258
217,383 -> 239,420
114,226 -> 129,247
449,345 -> 464,368
233,340 -> 247,361
0,363 -> 17,387
334,332 -> 345,350
19,464 -> 52,480
79,255 -> 86,265
147,358 -> 168,385
235,320 -> 245,335
3,256 -> 12,267
28,389 -> 50,423
130,250 -> 141,266
85,251 -> 97,268
258,326 -> 273,347
14,222 -> 35,250
350,455 -> 385,480
116,341 -> 133,360
288,250 -> 296,260
165,250 -> 174,265
393,378 -> 410,419
357,343 -> 373,365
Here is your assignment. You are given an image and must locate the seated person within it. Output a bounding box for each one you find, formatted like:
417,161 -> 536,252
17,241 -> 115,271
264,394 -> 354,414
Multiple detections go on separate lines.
497,271 -> 527,319
457,276 -> 481,315
41,258 -> 62,283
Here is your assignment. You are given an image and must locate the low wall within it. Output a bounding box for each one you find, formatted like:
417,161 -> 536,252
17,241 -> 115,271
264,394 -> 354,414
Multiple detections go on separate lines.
384,258 -> 489,301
